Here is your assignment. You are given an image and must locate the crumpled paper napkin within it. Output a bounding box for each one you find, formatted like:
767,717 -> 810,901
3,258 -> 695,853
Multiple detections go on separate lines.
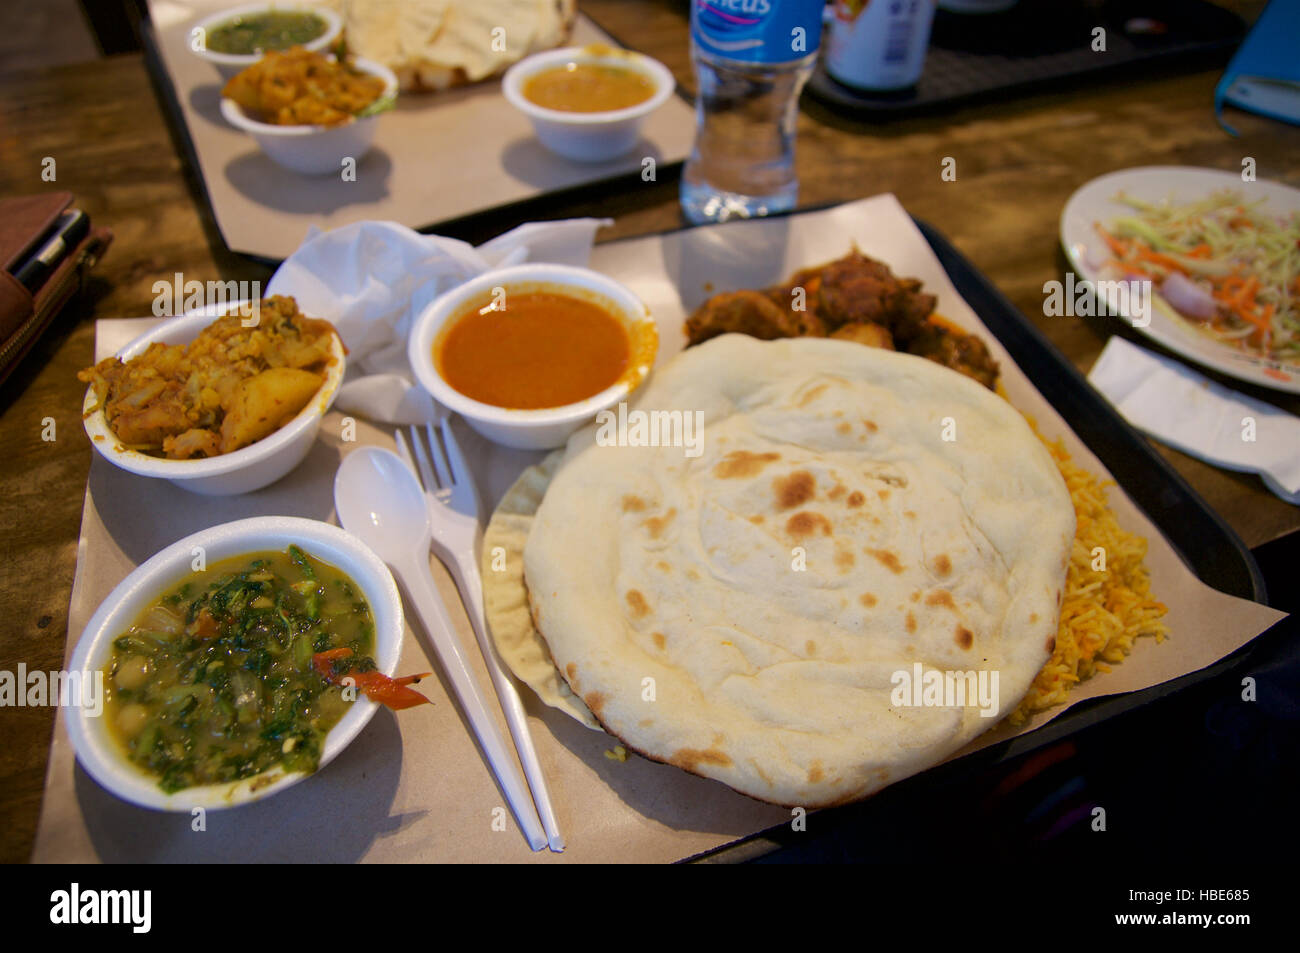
265,217 -> 612,423
1087,335 -> 1300,504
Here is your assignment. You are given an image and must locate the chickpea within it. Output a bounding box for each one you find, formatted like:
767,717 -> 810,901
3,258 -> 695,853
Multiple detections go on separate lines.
114,655 -> 150,691
116,703 -> 150,739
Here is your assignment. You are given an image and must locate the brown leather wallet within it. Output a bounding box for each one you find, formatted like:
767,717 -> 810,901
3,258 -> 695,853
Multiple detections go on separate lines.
0,192 -> 112,387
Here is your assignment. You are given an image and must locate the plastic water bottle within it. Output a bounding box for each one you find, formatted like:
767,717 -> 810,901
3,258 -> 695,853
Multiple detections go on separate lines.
680,1 -> 825,225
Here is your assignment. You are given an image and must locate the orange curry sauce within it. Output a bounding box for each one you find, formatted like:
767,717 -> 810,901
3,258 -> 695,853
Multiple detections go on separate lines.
437,291 -> 630,409
522,63 -> 655,113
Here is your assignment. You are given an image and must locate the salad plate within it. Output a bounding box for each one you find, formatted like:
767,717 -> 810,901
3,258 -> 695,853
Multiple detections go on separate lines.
1061,166 -> 1300,394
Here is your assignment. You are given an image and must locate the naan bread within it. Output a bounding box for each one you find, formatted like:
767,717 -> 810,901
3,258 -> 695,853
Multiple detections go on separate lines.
326,0 -> 576,92
494,335 -> 1074,807
483,450 -> 602,729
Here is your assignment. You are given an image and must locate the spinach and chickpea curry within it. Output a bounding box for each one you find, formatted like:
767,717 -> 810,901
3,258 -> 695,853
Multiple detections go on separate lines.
204,11 -> 329,56
104,547 -> 429,794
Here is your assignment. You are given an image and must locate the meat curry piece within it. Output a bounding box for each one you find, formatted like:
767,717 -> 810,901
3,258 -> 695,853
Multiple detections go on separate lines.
903,320 -> 1000,390
817,251 -> 935,336
684,290 -> 810,344
685,250 -> 1000,389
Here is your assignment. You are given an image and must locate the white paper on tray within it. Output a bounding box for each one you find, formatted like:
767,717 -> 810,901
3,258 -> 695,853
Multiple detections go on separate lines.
1088,335 -> 1300,504
33,196 -> 1286,864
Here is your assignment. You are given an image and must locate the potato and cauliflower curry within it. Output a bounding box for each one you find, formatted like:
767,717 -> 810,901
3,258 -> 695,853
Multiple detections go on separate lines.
79,296 -> 338,460
223,46 -> 388,126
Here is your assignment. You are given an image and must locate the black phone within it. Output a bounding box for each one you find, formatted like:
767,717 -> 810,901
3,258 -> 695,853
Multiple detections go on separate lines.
11,208 -> 90,293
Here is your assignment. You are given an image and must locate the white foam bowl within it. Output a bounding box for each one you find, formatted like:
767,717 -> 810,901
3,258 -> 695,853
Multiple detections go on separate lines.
81,304 -> 345,495
408,263 -> 658,450
502,46 -> 676,162
190,3 -> 343,81
65,516 -> 404,812
220,57 -> 397,175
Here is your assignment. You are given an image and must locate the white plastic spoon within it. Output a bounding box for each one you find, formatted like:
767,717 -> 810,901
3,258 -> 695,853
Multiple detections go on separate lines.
334,446 -> 547,851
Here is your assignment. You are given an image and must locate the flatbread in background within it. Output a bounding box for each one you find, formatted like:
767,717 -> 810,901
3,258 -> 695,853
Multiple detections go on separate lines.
340,0 -> 439,83
530,0 -> 576,52
327,0 -> 576,92
490,334 -> 1076,808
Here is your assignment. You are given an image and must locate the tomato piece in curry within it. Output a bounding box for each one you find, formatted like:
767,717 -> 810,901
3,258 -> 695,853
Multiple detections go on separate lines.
437,290 -> 631,409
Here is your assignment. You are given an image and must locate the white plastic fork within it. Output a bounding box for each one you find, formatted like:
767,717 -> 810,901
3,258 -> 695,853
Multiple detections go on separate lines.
396,418 -> 566,852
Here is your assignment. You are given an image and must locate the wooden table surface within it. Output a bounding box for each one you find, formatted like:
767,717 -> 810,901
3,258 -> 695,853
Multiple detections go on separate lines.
1,0 -> 1295,863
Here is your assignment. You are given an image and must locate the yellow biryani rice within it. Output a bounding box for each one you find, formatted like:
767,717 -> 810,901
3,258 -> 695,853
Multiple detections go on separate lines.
1007,422 -> 1169,724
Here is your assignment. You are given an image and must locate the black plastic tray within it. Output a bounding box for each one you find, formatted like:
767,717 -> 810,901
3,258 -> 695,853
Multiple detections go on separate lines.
673,209 -> 1274,862
806,0 -> 1245,120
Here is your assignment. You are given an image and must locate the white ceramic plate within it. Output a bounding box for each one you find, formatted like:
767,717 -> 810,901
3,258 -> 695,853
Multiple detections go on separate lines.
1060,165 -> 1300,393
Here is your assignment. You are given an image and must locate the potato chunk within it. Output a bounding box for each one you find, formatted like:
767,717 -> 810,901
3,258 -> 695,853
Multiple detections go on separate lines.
830,322 -> 895,350
219,367 -> 322,453
163,428 -> 222,460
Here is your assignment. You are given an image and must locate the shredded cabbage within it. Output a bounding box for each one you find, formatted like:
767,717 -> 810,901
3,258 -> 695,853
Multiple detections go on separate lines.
1100,190 -> 1300,361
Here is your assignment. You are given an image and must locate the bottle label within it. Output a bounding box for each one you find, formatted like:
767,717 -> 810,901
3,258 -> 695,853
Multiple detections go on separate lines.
691,0 -> 824,63
826,0 -> 936,90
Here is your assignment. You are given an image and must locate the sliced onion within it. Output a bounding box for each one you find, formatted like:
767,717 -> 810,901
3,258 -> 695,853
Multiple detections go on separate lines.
1082,241 -> 1109,272
139,604 -> 184,637
1160,271 -> 1218,321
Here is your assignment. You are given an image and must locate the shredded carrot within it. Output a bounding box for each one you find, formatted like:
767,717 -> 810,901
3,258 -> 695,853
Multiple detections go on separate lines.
1093,196 -> 1295,360
1134,248 -> 1188,272
1107,260 -> 1158,281
1096,225 -> 1130,259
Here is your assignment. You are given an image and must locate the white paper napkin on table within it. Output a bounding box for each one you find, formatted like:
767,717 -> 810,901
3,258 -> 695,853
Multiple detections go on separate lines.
1087,336 -> 1300,504
264,218 -> 612,423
